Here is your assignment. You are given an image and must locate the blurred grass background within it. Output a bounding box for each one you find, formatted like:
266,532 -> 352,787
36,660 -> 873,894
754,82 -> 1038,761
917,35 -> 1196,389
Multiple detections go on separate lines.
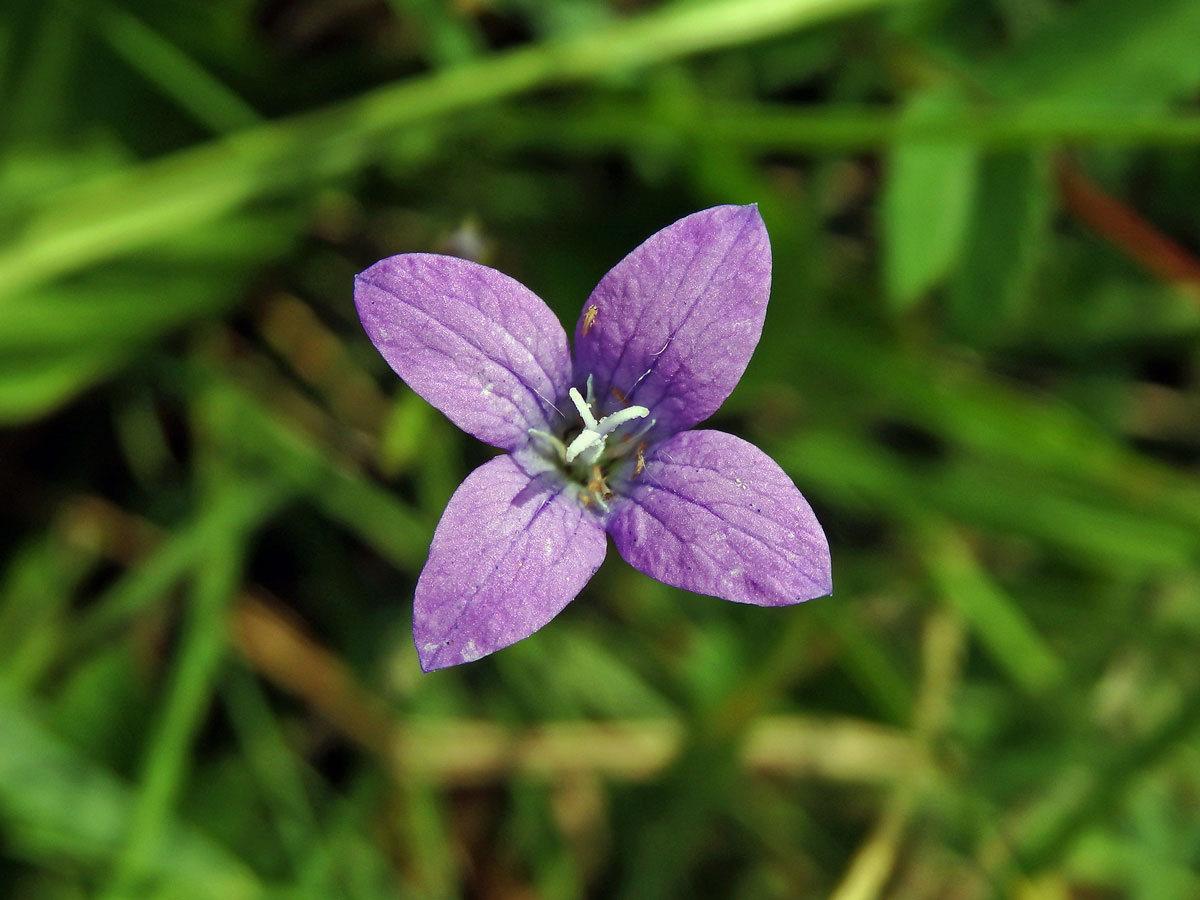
2,0 -> 1200,897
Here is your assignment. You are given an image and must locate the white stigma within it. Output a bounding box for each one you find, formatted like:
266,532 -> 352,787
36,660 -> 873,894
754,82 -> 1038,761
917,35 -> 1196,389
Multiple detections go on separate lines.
564,386 -> 649,465
568,387 -> 597,430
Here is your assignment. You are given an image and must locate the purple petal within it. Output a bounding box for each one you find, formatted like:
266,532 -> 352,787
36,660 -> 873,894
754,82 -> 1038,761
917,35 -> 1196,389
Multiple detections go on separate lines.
573,205 -> 770,436
356,254 -> 571,451
608,430 -> 831,607
414,454 -> 607,672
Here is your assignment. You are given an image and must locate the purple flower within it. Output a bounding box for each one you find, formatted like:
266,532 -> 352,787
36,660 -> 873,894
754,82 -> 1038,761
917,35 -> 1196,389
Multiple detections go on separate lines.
355,205 -> 832,672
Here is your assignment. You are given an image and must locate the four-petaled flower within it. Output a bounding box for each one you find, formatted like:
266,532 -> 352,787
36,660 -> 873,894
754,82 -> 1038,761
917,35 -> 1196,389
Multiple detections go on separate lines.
355,205 -> 832,672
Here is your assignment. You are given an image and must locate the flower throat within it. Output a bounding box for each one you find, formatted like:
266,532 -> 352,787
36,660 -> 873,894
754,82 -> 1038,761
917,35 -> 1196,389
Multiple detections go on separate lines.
528,375 -> 653,510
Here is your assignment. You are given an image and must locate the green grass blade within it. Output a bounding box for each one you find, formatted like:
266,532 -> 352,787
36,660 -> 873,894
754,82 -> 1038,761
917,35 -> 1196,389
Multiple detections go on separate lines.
0,694 -> 264,900
0,0 -> 905,299
99,518 -> 248,898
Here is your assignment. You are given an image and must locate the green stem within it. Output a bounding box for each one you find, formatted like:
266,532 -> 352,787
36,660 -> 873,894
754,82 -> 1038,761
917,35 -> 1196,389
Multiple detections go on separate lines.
504,102 -> 1200,152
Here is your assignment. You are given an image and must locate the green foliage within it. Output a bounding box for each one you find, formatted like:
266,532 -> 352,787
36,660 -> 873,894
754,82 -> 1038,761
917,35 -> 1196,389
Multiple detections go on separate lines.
2,0 -> 1200,897
948,149 -> 1051,340
882,85 -> 979,311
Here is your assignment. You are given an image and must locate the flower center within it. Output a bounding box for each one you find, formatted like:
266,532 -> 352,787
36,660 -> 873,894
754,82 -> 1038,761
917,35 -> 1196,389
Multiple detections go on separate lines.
527,376 -> 653,511
564,386 -> 649,466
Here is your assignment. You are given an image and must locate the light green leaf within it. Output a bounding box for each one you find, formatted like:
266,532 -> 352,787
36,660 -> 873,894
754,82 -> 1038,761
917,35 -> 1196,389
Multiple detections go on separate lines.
882,86 -> 980,311
949,149 -> 1053,341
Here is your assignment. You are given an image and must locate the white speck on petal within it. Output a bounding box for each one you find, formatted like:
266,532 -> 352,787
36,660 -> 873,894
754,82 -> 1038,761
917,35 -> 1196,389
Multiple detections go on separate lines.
461,640 -> 482,663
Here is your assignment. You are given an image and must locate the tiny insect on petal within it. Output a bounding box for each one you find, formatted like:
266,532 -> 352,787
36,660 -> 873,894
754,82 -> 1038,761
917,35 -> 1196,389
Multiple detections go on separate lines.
582,304 -> 599,336
634,441 -> 647,476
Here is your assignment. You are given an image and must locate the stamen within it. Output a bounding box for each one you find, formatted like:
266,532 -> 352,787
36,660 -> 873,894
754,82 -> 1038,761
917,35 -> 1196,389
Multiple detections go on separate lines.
588,465 -> 614,501
527,429 -> 567,460
626,416 -> 657,444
